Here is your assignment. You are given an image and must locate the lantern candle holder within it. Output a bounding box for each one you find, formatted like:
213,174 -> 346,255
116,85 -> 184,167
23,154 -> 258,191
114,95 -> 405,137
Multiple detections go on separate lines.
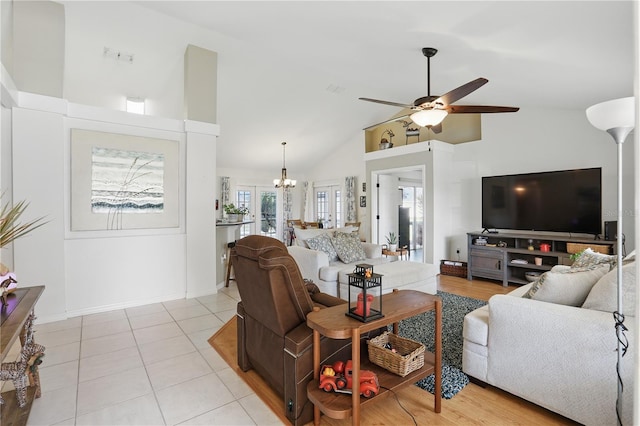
346,264 -> 383,322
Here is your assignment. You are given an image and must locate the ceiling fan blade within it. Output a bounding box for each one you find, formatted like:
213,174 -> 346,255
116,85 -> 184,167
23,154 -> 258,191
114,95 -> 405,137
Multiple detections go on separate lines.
445,105 -> 520,114
363,114 -> 411,131
359,97 -> 414,109
434,78 -> 488,107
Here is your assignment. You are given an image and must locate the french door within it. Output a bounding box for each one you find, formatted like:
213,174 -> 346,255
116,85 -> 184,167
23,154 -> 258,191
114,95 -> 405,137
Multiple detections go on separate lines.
314,185 -> 341,228
235,186 -> 281,239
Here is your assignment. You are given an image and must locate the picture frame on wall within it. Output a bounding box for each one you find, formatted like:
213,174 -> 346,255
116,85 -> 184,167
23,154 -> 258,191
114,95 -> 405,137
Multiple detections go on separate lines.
70,129 -> 180,231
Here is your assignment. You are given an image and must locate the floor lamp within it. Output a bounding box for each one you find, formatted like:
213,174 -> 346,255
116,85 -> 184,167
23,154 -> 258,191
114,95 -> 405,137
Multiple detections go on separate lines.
586,96 -> 635,425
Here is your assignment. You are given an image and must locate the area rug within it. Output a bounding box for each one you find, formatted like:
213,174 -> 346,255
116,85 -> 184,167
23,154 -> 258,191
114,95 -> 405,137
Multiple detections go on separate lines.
392,291 -> 487,399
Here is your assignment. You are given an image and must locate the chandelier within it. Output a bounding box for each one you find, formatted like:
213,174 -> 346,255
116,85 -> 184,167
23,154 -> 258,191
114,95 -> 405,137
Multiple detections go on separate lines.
273,141 -> 296,188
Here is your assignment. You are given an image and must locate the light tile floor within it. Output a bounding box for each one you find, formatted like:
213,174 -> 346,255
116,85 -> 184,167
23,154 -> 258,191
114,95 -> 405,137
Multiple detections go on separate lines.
2,283 -> 285,426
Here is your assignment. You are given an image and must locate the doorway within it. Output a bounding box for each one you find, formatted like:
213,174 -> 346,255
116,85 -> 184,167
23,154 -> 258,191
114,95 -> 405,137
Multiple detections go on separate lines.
371,166 -> 425,262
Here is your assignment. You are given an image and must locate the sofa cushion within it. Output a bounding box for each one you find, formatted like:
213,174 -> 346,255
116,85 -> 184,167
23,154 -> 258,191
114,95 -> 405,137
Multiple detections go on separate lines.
463,305 -> 490,346
305,233 -> 338,261
522,265 -> 609,306
582,261 -> 636,314
320,257 -> 390,283
332,232 -> 366,263
571,247 -> 617,270
293,226 -> 357,248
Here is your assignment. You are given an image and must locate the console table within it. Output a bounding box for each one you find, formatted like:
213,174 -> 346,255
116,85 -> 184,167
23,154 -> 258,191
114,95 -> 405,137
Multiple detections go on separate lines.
306,289 -> 441,425
1,286 -> 45,426
467,232 -> 616,286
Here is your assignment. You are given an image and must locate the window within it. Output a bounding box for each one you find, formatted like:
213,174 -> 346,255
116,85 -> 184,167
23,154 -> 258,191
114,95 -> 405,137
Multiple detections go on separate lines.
316,190 -> 328,224
259,189 -> 277,238
235,189 -> 252,238
401,186 -> 424,249
335,190 -> 342,228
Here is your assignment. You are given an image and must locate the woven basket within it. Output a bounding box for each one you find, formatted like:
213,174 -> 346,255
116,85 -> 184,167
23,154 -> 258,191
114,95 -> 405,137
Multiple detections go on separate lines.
440,260 -> 467,277
566,243 -> 611,255
367,332 -> 425,377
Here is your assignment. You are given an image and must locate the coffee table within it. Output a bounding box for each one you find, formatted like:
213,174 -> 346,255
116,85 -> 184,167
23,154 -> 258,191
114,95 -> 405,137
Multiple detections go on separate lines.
306,289 -> 442,425
382,247 -> 409,261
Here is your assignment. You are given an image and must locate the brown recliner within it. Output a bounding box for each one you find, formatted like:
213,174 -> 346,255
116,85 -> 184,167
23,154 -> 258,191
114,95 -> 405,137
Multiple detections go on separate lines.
232,235 -> 380,426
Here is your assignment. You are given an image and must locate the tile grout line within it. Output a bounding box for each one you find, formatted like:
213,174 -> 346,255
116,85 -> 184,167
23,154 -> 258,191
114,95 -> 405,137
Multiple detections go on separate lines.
127,304 -> 169,426
73,314 -> 84,425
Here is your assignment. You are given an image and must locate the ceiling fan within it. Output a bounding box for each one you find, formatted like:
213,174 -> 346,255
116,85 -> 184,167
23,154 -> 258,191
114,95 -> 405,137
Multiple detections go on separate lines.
360,47 -> 519,133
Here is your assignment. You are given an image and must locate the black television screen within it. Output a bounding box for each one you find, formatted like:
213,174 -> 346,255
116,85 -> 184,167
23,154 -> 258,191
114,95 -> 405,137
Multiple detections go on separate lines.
482,168 -> 602,235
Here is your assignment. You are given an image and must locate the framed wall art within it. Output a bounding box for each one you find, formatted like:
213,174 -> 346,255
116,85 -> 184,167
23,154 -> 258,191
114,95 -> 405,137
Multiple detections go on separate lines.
70,129 -> 180,231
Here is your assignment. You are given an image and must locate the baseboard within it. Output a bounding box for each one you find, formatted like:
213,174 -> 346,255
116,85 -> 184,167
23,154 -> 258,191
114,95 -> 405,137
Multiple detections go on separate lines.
62,291 -> 186,321
468,376 -> 488,388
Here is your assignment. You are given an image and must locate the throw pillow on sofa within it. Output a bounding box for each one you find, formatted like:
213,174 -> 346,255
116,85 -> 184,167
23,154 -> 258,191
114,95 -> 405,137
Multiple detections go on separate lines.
293,226 -> 357,248
306,233 -> 339,261
582,261 -> 636,314
522,264 -> 610,306
331,231 -> 366,264
293,227 -> 330,248
571,248 -> 617,270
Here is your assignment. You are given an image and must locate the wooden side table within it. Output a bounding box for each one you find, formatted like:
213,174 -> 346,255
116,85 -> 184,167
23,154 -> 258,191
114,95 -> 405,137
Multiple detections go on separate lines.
382,247 -> 409,261
306,289 -> 441,425
1,286 -> 45,426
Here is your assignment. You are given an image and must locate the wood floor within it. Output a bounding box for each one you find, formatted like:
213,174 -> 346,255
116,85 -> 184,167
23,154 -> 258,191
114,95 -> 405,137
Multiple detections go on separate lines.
210,274 -> 578,425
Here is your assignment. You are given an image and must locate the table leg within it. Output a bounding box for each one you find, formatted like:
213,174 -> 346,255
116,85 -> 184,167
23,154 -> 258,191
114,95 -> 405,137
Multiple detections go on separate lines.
392,289 -> 400,335
313,330 -> 321,426
351,328 -> 360,426
434,297 -> 442,413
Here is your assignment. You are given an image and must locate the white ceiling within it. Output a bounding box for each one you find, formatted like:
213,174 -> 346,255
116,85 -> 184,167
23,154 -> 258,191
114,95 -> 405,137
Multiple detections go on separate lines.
136,1 -> 634,173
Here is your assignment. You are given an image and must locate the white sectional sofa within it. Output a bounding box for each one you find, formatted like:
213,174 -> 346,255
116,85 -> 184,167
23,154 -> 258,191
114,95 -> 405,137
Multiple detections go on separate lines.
287,226 -> 389,297
287,226 -> 437,298
462,252 -> 636,425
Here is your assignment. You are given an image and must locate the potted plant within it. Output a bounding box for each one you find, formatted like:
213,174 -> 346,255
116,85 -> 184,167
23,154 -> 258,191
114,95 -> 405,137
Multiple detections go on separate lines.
223,203 -> 249,222
1,198 -> 47,249
0,196 -> 47,296
386,232 -> 398,252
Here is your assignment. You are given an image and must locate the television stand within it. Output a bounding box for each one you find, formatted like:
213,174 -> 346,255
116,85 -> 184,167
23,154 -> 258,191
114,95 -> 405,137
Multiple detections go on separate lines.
482,228 -> 499,234
467,231 -> 615,287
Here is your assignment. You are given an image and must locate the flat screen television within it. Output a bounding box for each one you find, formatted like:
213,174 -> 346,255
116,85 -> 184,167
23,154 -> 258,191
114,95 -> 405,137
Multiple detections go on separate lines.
482,168 -> 602,235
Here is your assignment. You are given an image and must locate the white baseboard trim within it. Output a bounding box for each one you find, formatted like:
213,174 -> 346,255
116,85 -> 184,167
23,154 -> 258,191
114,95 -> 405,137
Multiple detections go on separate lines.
185,288 -> 217,299
54,291 -> 187,322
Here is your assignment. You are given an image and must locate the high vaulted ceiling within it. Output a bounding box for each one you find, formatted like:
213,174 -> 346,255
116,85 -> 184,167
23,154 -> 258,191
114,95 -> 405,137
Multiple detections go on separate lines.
136,1 -> 634,173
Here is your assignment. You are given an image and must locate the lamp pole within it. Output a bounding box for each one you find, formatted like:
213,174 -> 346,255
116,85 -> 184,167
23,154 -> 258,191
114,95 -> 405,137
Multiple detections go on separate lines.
586,96 -> 634,426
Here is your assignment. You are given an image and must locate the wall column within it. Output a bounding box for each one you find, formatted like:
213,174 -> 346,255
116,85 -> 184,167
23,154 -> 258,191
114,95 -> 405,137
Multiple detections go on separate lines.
185,120 -> 219,298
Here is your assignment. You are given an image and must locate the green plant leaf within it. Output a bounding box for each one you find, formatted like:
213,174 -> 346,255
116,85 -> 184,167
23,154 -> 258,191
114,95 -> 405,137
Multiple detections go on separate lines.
0,197 -> 48,248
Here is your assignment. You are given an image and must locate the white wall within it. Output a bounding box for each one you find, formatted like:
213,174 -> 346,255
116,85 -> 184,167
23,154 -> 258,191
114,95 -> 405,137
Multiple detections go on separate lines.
0,65 -> 18,268
11,94 -> 218,322
13,98 -> 67,322
454,107 -> 634,259
0,105 -> 13,268
305,132 -> 369,237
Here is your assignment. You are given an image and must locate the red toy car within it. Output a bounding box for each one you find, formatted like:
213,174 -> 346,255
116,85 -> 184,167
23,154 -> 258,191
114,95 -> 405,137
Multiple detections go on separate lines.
318,360 -> 379,398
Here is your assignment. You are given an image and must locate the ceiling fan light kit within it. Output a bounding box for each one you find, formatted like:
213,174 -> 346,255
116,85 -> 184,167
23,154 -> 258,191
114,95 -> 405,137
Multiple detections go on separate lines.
410,109 -> 448,127
360,47 -> 519,133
